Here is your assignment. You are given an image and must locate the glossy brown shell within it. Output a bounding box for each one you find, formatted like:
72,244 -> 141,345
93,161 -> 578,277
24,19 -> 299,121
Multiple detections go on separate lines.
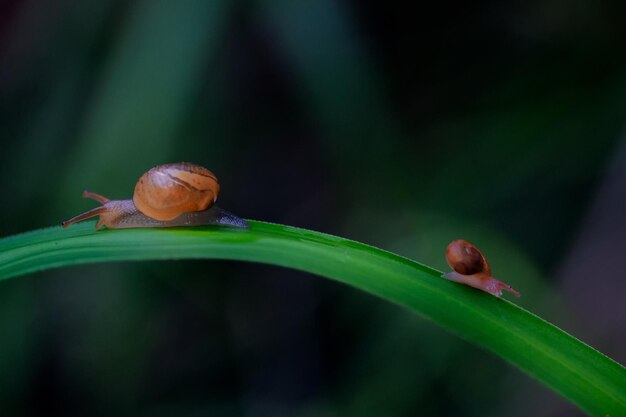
133,162 -> 220,221
445,239 -> 491,276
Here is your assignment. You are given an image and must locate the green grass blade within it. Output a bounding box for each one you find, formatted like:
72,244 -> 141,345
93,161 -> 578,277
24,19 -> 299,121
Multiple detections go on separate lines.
0,221 -> 624,416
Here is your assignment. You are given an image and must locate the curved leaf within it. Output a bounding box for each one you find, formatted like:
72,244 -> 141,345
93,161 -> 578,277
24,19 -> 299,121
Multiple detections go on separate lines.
0,221 -> 624,416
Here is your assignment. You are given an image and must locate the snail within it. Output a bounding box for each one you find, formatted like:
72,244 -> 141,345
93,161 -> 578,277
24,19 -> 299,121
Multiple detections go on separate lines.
442,239 -> 520,297
62,162 -> 248,229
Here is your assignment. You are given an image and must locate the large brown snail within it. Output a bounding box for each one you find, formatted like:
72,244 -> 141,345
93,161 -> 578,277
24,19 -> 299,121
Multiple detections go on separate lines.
442,239 -> 520,297
62,162 -> 248,229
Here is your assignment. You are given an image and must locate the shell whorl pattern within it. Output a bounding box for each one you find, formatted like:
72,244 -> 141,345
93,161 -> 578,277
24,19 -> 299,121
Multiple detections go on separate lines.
445,239 -> 491,276
133,162 -> 220,221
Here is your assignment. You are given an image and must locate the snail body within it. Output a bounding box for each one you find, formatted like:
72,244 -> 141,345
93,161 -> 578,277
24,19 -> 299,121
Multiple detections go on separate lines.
62,163 -> 248,230
442,239 -> 520,297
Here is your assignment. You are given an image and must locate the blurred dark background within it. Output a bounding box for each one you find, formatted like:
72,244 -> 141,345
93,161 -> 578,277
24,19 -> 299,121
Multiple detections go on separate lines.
1,1 -> 625,416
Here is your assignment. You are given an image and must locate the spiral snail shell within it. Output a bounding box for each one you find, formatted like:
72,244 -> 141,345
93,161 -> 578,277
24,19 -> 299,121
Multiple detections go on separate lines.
133,163 -> 220,221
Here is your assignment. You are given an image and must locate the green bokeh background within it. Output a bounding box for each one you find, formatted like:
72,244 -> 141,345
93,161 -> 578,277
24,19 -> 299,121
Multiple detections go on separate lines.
1,1 -> 625,416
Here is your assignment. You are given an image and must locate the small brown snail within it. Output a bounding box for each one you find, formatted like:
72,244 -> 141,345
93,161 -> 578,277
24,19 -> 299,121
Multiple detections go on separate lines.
62,162 -> 248,229
442,239 -> 520,297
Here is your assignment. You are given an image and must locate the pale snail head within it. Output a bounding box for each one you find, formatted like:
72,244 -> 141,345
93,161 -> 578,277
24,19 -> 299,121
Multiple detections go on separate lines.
442,239 -> 520,298
62,162 -> 247,230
